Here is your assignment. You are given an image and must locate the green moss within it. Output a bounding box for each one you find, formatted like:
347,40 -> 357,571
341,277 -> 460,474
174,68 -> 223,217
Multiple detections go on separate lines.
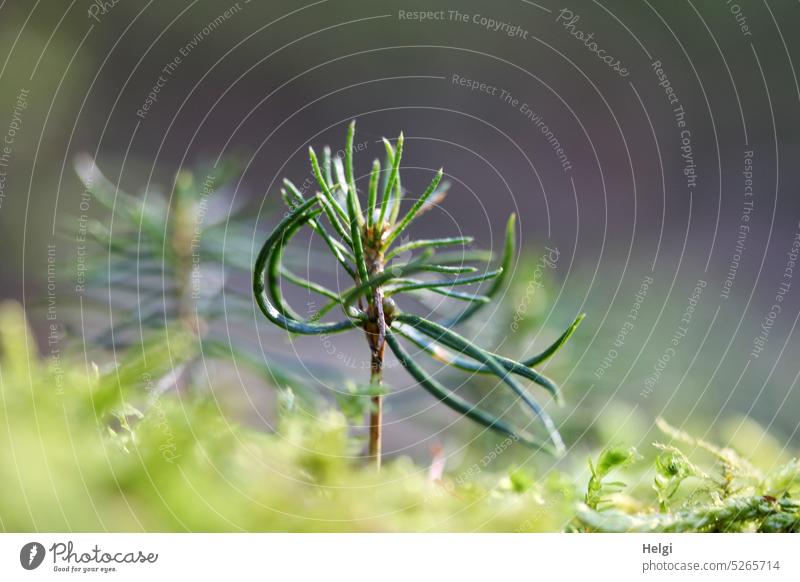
1,301 -> 797,532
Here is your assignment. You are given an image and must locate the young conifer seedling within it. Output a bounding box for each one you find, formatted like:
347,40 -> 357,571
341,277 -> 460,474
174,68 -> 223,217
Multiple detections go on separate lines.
254,121 -> 583,468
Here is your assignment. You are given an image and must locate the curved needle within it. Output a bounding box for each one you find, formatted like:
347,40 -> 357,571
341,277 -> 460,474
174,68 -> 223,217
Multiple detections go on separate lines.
253,198 -> 359,334
386,332 -> 556,453
393,313 -> 564,453
395,323 -> 560,402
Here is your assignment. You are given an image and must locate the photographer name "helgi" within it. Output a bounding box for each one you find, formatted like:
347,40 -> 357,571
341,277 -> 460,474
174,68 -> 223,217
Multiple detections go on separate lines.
643,543 -> 673,557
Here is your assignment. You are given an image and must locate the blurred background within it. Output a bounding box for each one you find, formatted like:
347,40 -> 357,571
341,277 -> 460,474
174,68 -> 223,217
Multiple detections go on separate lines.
1,0 -> 799,467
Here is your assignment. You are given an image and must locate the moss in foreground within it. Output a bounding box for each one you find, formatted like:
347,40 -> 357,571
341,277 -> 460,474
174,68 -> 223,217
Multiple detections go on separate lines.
0,303 -> 797,532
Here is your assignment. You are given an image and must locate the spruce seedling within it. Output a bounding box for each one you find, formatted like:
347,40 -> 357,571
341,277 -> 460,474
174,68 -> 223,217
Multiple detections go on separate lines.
254,121 -> 583,468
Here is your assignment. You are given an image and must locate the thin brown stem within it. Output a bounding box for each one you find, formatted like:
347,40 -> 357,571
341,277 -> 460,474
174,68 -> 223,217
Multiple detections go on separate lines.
368,391 -> 383,468
366,290 -> 386,469
365,241 -> 387,470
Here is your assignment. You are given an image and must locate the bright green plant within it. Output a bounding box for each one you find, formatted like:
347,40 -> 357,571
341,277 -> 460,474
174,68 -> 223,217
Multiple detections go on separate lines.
652,444 -> 702,511
253,121 -> 583,467
577,419 -> 800,532
585,445 -> 639,510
